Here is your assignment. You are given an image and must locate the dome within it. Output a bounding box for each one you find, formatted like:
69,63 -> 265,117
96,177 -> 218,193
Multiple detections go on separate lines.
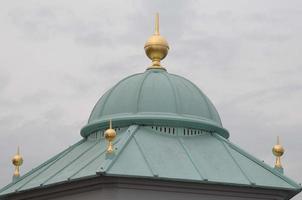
81,68 -> 229,138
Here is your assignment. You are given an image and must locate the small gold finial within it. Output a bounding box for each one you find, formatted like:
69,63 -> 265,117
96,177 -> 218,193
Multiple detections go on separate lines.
12,146 -> 23,177
272,136 -> 285,169
144,13 -> 169,68
104,120 -> 116,154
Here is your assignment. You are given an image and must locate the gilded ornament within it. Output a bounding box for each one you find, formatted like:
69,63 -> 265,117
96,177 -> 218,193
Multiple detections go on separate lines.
12,147 -> 23,177
104,120 -> 116,154
272,136 -> 284,169
144,13 -> 169,68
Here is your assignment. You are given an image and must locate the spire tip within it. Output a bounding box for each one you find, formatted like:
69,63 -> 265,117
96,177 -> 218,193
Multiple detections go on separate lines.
155,12 -> 159,35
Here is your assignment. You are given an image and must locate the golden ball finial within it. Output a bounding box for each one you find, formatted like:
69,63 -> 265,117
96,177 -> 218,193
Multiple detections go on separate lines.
272,136 -> 284,169
12,154 -> 23,167
12,147 -> 23,177
272,144 -> 285,157
12,147 -> 23,167
104,120 -> 116,153
104,120 -> 116,142
144,13 -> 169,68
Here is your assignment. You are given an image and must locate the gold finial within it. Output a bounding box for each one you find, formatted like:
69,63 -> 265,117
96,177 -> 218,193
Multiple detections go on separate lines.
104,120 -> 116,154
272,136 -> 285,169
144,13 -> 169,68
12,146 -> 23,177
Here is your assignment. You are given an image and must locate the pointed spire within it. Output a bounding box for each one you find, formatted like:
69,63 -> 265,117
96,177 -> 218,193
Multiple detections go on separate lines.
155,12 -> 159,35
272,136 -> 285,173
144,13 -> 169,68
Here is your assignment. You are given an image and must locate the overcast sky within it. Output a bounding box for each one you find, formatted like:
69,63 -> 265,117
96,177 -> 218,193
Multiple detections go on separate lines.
0,0 -> 301,199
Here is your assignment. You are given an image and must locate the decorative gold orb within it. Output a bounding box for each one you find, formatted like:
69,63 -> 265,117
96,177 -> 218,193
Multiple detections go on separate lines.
12,154 -> 23,166
144,35 -> 169,67
144,13 -> 169,67
272,144 -> 284,157
105,128 -> 116,142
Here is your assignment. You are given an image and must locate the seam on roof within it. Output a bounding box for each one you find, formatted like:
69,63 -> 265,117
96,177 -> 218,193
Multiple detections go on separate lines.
133,131 -> 157,176
172,74 -> 216,122
88,90 -> 110,122
95,137 -> 122,173
12,139 -> 85,193
215,134 -> 254,185
97,73 -> 144,118
204,96 -> 222,125
162,72 -> 180,114
178,138 -> 206,180
229,143 -> 299,188
190,82 -> 214,121
181,76 -> 216,122
136,70 -> 151,113
97,87 -> 114,117
100,125 -> 139,173
69,143 -> 108,179
41,140 -> 99,186
214,134 -> 301,189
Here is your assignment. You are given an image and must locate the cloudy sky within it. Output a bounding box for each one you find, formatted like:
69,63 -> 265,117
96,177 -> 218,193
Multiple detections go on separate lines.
0,0 -> 301,199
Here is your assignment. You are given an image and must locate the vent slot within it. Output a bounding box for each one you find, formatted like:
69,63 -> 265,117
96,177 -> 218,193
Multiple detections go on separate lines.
151,126 -> 204,136
182,128 -> 204,136
151,126 -> 176,135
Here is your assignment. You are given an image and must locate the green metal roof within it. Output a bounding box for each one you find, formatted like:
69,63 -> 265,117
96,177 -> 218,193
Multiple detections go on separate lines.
81,69 -> 229,138
0,125 -> 300,197
1,68 -> 300,198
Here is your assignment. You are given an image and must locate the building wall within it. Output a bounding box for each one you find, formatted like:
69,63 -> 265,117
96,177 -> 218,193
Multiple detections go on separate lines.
52,187 -> 285,200
3,176 -> 291,200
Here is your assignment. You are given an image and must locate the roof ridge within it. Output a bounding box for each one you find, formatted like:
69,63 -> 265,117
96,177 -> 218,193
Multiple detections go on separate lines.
98,125 -> 139,174
216,136 -> 254,185
136,70 -> 152,113
132,130 -> 157,176
213,133 -> 302,190
162,72 -> 181,114
177,138 -> 206,180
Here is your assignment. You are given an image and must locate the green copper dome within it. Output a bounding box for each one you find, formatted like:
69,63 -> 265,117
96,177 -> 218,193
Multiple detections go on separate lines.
81,68 -> 229,138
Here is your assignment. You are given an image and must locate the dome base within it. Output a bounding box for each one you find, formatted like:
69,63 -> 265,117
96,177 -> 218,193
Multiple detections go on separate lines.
81,113 -> 229,138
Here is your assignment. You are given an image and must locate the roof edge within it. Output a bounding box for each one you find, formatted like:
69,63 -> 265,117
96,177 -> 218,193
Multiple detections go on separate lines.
1,173 -> 300,199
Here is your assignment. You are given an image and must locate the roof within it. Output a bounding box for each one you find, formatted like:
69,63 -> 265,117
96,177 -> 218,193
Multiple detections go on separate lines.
81,68 -> 229,138
0,125 -> 301,197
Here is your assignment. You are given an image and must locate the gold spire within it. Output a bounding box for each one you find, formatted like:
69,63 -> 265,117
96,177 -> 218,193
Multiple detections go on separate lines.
144,13 -> 169,68
272,136 -> 285,169
12,146 -> 23,177
104,120 -> 116,154
155,13 -> 159,35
